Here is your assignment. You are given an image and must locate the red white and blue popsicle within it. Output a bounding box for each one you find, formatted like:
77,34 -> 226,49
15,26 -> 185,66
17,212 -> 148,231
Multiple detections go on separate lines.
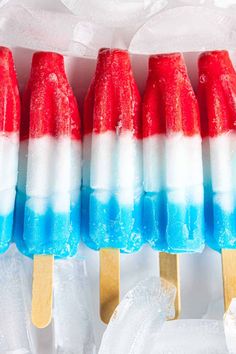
198,50 -> 236,251
0,47 -> 20,253
14,52 -> 81,258
143,53 -> 204,253
14,51 -> 81,328
82,48 -> 143,253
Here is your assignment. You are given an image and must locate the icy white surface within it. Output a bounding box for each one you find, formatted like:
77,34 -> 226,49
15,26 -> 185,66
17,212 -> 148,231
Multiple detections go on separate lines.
0,5 -> 114,58
0,133 -> 19,191
129,6 -> 236,54
209,134 -> 236,193
0,189 -> 15,215
143,134 -> 203,203
143,135 -> 165,192
53,257 -> 96,354
0,1 -> 236,58
0,5 -> 84,56
166,134 -> 203,189
0,246 -> 35,354
202,133 -> 236,212
18,137 -> 81,203
150,319 -> 228,353
99,277 -> 175,354
60,0 -> 168,27
89,131 -> 142,193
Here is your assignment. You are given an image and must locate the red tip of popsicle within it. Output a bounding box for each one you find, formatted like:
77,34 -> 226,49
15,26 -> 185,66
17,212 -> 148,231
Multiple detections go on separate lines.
143,53 -> 200,138
198,50 -> 236,137
0,47 -> 20,133
21,51 -> 80,140
84,48 -> 141,139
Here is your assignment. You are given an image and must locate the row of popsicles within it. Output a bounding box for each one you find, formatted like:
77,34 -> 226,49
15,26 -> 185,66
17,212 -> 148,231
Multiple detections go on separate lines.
0,46 -> 235,258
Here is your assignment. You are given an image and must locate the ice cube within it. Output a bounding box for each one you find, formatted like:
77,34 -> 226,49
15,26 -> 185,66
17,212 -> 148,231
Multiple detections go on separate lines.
53,257 -> 96,354
0,246 -> 35,354
72,21 -> 114,58
99,277 -> 175,354
224,298 -> 236,354
60,0 -> 168,27
129,6 -> 236,54
150,320 -> 228,353
0,5 -> 112,58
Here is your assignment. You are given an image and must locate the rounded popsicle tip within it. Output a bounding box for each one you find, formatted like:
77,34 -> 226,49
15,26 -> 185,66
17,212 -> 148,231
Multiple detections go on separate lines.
97,48 -> 131,73
198,50 -> 234,76
0,47 -> 20,133
143,52 -> 200,137
98,47 -> 128,57
84,47 -> 141,138
198,50 -> 236,137
0,47 -> 17,81
21,50 -> 81,140
0,46 -> 14,66
149,52 -> 186,76
31,51 -> 65,78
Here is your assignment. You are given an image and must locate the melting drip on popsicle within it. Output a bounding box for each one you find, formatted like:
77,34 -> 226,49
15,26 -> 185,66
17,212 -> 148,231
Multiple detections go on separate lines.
0,47 -> 20,253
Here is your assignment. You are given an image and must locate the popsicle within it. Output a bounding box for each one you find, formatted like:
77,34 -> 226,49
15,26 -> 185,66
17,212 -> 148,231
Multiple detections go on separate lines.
82,48 -> 143,322
143,53 -> 204,253
0,47 -> 20,253
198,50 -> 236,310
14,51 -> 81,327
142,53 -> 204,317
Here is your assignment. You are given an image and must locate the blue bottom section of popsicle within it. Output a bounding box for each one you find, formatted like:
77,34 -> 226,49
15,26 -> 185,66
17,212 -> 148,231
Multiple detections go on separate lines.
0,212 -> 14,253
81,187 -> 143,253
143,191 -> 205,253
205,187 -> 236,251
14,191 -> 81,258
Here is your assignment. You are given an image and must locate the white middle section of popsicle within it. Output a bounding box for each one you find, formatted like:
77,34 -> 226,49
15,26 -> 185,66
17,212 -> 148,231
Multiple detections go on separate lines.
0,132 -> 19,215
203,132 -> 236,212
18,136 -> 81,213
143,133 -> 203,204
82,131 -> 142,205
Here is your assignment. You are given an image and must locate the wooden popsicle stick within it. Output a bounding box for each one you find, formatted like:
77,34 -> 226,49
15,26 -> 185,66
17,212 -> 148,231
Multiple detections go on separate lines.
159,252 -> 181,319
100,248 -> 120,324
31,255 -> 54,328
222,249 -> 236,311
